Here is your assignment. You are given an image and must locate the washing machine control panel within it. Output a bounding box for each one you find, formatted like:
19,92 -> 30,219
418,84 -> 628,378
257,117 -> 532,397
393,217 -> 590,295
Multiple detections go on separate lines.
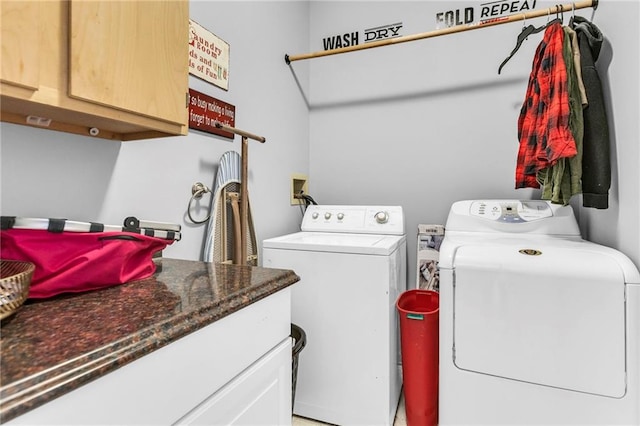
301,205 -> 405,235
470,200 -> 553,223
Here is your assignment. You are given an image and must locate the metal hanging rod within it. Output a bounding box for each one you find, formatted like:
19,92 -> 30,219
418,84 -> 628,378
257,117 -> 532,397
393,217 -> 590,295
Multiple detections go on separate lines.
284,0 -> 598,64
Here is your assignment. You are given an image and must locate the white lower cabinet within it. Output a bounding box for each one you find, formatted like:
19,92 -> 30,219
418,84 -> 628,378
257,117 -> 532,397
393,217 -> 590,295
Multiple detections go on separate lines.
8,289 -> 292,425
175,338 -> 292,425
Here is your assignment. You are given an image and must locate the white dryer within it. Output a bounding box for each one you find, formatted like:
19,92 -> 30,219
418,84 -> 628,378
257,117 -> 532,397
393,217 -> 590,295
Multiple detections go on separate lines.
262,205 -> 406,426
438,200 -> 640,425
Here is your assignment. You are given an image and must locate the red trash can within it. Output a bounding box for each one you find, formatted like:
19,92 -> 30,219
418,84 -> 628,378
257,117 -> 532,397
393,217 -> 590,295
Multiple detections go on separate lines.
396,289 -> 439,426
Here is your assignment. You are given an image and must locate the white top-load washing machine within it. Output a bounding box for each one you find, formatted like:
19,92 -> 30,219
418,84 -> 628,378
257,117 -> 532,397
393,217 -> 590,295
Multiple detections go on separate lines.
438,200 -> 640,425
262,205 -> 406,426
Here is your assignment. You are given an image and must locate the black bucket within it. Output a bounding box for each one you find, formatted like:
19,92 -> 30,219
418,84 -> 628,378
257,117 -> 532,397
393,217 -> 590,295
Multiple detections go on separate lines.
291,323 -> 307,409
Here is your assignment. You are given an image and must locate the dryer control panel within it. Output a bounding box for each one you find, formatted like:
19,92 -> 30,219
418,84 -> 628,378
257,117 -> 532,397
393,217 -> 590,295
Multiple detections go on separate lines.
445,200 -> 581,236
301,205 -> 405,235
470,200 -> 553,223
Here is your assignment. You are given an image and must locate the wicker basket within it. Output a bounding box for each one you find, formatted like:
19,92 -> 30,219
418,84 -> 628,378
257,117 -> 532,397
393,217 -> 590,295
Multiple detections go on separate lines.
0,260 -> 35,320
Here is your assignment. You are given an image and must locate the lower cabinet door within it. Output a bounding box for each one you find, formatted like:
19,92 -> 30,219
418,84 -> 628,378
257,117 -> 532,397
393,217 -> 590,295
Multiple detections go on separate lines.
175,338 -> 292,426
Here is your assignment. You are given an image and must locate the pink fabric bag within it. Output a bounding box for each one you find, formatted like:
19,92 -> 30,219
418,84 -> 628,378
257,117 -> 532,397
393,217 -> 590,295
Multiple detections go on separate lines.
1,219 -> 177,299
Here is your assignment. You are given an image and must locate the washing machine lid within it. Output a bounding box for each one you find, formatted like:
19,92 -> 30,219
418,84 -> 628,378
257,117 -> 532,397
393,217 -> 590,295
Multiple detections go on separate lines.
452,239 -> 627,397
262,231 -> 405,255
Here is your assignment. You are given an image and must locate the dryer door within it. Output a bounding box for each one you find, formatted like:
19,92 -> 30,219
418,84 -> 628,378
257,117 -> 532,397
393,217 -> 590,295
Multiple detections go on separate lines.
452,242 -> 626,397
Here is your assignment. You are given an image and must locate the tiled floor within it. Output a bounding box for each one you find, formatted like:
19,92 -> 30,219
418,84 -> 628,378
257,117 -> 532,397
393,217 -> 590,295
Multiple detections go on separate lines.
292,392 -> 407,426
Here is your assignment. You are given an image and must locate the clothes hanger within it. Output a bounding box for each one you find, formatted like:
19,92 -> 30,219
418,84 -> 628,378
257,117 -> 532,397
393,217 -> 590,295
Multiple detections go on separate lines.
569,2 -> 591,28
498,6 -> 563,74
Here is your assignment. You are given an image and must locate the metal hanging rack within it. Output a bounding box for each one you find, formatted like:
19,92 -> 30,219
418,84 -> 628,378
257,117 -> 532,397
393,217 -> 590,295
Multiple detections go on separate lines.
284,0 -> 598,64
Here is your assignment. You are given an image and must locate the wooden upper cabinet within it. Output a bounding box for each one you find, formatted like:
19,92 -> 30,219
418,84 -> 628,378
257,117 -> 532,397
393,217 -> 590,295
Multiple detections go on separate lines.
69,1 -> 187,126
1,2 -> 40,90
0,0 -> 189,141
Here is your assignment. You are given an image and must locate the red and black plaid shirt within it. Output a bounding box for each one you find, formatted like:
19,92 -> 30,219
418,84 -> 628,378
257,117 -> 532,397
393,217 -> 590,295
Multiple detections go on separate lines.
515,22 -> 577,189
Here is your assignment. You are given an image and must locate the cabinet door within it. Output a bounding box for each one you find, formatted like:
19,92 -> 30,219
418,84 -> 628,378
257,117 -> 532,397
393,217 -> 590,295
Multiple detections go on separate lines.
68,0 -> 188,125
175,338 -> 293,426
0,1 -> 40,89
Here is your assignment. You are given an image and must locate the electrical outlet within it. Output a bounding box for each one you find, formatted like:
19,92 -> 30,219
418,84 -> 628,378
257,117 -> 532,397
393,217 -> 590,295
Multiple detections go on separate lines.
290,174 -> 309,205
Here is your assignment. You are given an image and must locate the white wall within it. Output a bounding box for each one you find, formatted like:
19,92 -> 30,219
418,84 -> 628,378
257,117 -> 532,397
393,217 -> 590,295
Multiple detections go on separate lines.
0,1 -> 310,262
1,1 -> 638,287
305,0 -> 640,285
574,0 -> 640,268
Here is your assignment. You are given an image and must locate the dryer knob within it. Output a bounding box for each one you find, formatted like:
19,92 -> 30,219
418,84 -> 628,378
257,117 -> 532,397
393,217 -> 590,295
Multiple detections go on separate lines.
375,211 -> 389,224
337,213 -> 345,221
312,212 -> 319,219
324,212 -> 332,220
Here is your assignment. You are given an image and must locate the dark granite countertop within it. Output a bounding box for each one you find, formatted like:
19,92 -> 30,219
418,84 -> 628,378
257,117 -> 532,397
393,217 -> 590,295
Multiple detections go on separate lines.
0,258 -> 299,423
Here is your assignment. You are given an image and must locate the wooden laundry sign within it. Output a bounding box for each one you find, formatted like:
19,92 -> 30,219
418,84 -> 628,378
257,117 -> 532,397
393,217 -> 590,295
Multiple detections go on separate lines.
188,88 -> 236,139
189,20 -> 230,90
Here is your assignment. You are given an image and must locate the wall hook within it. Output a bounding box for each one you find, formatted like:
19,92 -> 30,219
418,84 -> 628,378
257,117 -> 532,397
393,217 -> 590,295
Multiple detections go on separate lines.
191,182 -> 210,199
187,182 -> 212,224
